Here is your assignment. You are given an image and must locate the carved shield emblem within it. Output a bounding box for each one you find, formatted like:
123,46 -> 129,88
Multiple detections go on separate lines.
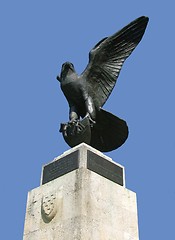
41,192 -> 58,223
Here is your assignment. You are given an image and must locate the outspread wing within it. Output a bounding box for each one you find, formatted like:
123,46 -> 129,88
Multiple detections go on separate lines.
81,16 -> 149,108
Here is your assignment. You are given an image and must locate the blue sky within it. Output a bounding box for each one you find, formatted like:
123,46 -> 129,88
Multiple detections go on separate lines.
1,1 -> 175,239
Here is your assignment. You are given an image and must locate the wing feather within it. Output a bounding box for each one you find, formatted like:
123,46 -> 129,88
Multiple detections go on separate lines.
81,16 -> 149,108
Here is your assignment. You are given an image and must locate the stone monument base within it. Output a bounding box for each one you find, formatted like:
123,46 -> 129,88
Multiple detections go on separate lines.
23,143 -> 139,240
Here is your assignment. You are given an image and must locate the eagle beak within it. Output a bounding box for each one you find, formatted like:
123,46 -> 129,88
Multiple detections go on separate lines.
56,75 -> 61,82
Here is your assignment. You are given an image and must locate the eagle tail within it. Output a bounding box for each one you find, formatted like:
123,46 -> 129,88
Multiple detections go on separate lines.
90,108 -> 129,152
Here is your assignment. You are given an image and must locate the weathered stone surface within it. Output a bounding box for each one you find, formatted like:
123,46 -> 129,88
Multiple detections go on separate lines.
23,143 -> 139,240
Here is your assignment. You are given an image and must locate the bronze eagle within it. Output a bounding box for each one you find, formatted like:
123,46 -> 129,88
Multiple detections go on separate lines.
57,16 -> 149,152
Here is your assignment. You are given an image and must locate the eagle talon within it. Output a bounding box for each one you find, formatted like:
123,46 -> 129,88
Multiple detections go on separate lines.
85,114 -> 96,125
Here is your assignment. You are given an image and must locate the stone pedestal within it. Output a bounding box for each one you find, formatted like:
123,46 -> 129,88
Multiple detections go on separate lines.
23,143 -> 139,240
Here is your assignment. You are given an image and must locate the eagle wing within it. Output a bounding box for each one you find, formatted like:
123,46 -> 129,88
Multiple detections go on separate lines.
81,16 -> 149,108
